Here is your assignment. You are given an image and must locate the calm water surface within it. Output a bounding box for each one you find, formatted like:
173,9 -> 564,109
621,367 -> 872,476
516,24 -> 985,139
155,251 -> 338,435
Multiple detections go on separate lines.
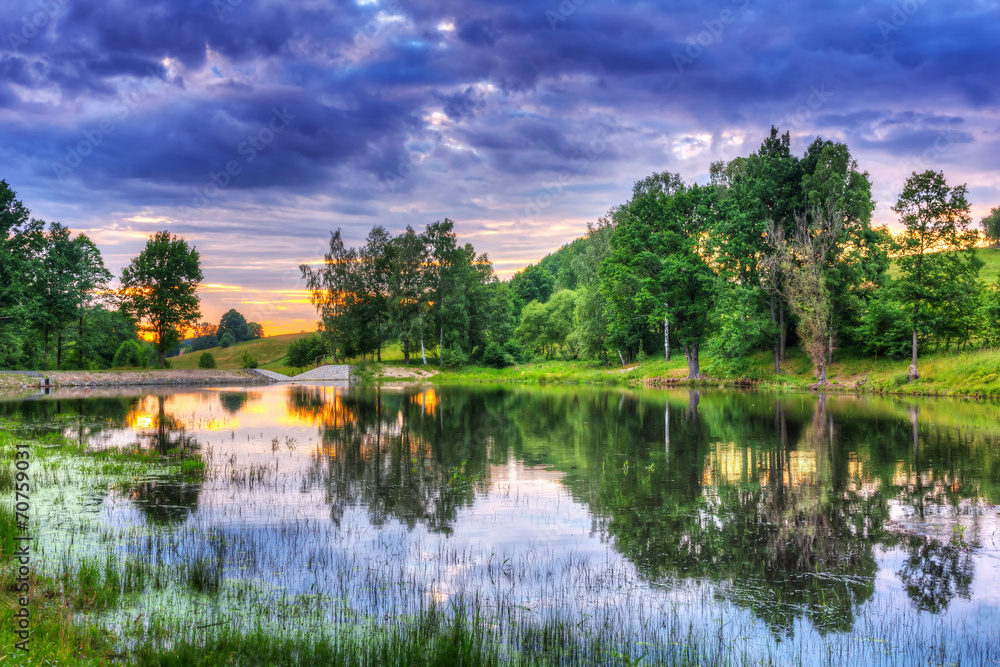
5,383 -> 1000,664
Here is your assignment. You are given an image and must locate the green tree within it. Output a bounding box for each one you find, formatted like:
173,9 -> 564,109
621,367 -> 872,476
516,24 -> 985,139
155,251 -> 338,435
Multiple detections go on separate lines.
509,263 -> 555,311
113,339 -> 149,368
248,322 -> 264,339
26,223 -> 83,368
119,231 -> 204,368
300,229 -> 360,363
218,309 -> 252,343
67,234 -> 113,369
893,171 -> 981,380
982,206 -> 1000,248
198,352 -> 216,369
785,141 -> 874,383
0,180 -> 43,368
358,225 -> 395,361
387,226 -> 427,364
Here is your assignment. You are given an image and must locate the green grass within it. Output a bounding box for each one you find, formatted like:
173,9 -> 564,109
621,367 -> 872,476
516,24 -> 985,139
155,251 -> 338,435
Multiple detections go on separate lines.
168,332 -> 313,371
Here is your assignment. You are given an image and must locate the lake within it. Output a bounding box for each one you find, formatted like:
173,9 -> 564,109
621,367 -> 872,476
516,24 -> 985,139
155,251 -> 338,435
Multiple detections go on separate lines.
4,383 -> 999,665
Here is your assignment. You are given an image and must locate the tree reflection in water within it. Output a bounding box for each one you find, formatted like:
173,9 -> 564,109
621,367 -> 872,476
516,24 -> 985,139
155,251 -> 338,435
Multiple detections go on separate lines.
284,385 -> 1000,637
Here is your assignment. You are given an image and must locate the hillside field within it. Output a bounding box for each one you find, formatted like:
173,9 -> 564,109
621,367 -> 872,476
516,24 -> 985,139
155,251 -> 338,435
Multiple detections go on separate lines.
170,332 -> 312,375
887,246 -> 1000,282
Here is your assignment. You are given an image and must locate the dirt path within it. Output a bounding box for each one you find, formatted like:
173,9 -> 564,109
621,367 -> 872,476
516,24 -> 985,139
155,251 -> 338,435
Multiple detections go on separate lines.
42,369 -> 269,387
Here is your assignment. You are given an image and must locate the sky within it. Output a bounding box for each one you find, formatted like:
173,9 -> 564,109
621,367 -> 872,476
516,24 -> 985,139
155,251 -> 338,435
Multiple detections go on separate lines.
3,0 -> 999,334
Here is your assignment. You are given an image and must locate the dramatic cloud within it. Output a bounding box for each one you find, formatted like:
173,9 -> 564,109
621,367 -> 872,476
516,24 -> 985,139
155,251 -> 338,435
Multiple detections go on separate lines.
2,0 -> 998,331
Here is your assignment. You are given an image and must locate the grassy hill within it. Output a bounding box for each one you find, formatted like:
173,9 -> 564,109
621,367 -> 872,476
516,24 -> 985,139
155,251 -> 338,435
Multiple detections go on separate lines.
170,332 -> 312,375
888,246 -> 1000,282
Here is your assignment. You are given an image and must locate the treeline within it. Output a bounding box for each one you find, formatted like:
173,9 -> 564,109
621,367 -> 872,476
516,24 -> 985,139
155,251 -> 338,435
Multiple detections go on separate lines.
1,181 -> 213,370
309,128 -> 1000,383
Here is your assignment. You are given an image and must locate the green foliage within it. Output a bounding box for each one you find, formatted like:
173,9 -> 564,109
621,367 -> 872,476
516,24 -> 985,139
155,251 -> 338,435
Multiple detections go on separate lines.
440,347 -> 468,368
855,284 -> 912,359
199,352 -> 217,369
219,309 -> 252,344
982,206 -> 1000,247
894,170 -> 981,364
219,332 -> 234,349
248,322 -> 264,339
482,341 -> 511,368
239,350 -> 258,369
119,230 -> 203,368
287,335 -> 326,370
112,339 -> 149,368
510,263 -> 555,310
979,279 -> 1000,349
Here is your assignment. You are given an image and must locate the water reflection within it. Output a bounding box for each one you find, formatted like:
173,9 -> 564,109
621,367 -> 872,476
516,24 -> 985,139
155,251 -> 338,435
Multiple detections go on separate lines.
4,383 -> 999,643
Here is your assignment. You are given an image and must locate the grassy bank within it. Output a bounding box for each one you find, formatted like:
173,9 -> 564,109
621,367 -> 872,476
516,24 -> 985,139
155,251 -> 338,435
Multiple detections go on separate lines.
398,347 -> 1000,399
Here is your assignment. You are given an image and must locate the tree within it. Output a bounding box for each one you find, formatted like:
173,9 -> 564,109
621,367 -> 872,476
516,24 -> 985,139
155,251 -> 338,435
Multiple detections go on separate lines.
357,226 -> 395,361
199,352 -> 216,369
219,309 -> 252,343
25,223 -> 83,368
982,207 -> 1000,248
0,180 -> 44,368
784,141 -> 874,384
68,234 -> 114,369
509,263 -> 555,311
387,226 -> 427,364
119,231 -> 203,368
300,229 -> 360,363
248,322 -> 264,339
893,171 -> 980,380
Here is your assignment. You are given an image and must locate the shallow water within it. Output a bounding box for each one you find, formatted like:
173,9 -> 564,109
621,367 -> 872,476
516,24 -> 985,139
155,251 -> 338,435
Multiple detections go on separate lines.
5,383 -> 1000,664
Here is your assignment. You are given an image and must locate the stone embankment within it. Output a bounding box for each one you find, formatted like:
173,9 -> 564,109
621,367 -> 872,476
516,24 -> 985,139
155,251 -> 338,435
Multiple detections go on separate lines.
37,369 -> 270,388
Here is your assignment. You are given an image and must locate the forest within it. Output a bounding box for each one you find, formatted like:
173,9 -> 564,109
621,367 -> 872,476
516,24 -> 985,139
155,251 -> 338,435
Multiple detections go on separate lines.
303,128 -> 1000,383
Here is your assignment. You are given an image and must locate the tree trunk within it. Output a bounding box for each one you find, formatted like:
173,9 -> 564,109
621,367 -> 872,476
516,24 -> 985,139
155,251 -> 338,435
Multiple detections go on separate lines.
827,333 -> 834,366
778,299 -> 787,360
664,303 -> 670,362
403,338 -> 410,365
817,359 -> 827,384
57,333 -> 63,370
617,349 -> 625,367
770,295 -> 780,374
439,325 -> 443,366
684,343 -> 701,379
376,321 -> 382,362
909,327 -> 919,381
421,336 -> 427,365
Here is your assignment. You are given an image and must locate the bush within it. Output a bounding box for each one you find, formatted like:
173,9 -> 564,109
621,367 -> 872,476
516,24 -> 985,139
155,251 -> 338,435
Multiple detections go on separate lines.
440,347 -> 469,368
219,332 -> 234,349
483,342 -> 511,369
239,351 -> 258,369
112,340 -> 148,368
199,352 -> 216,369
503,340 -> 525,364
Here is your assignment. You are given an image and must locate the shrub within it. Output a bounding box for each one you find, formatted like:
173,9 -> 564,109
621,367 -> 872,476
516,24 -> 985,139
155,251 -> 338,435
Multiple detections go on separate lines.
503,340 -> 525,364
239,350 -> 258,369
440,347 -> 469,368
199,352 -> 217,369
483,342 -> 510,369
219,332 -> 235,349
112,339 -> 148,368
